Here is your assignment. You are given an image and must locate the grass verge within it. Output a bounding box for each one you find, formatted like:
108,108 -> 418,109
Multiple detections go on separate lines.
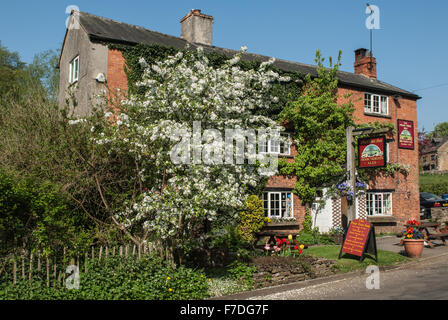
304,245 -> 411,273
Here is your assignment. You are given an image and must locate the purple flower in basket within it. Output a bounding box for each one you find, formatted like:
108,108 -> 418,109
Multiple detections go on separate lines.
355,182 -> 367,189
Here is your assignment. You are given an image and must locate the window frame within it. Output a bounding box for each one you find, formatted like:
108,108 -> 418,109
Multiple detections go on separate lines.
366,192 -> 393,216
364,92 -> 389,116
262,191 -> 294,219
69,55 -> 80,84
259,133 -> 291,156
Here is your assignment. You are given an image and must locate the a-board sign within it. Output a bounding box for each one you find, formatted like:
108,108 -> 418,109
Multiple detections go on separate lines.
397,119 -> 415,150
358,136 -> 387,168
338,219 -> 377,262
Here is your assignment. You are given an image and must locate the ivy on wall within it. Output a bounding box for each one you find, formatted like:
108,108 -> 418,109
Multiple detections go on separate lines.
108,43 -> 304,120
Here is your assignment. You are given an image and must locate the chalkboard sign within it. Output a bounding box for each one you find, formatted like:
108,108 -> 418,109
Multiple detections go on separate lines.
338,219 -> 377,262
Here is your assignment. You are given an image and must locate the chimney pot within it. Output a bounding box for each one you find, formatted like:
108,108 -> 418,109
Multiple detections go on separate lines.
180,9 -> 214,46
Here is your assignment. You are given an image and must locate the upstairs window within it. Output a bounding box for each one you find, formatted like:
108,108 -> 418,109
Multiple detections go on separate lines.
69,56 -> 79,84
364,93 -> 388,116
259,133 -> 291,156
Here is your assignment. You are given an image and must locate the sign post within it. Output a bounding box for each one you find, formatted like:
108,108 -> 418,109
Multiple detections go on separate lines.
346,126 -> 356,223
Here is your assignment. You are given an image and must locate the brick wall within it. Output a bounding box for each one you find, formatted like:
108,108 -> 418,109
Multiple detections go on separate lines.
107,49 -> 129,102
338,86 -> 420,232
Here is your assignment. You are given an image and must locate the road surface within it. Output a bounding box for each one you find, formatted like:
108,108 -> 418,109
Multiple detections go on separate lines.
249,255 -> 448,300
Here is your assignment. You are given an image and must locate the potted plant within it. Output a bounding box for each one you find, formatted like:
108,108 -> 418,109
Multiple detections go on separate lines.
401,220 -> 425,258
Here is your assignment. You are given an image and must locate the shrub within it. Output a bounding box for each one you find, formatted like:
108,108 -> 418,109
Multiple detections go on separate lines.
0,255 -> 210,300
238,195 -> 268,244
420,183 -> 448,196
0,170 -> 92,255
227,261 -> 256,289
302,211 -> 312,232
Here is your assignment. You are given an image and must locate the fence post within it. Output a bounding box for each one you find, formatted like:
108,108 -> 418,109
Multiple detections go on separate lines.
46,256 -> 50,287
84,251 -> 88,273
21,249 -> 25,280
37,250 -> 41,273
12,255 -> 17,286
29,252 -> 33,281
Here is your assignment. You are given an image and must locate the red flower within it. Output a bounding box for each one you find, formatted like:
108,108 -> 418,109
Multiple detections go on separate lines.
294,246 -> 298,250
286,240 -> 290,245
276,238 -> 280,243
282,238 -> 286,242
298,250 -> 303,254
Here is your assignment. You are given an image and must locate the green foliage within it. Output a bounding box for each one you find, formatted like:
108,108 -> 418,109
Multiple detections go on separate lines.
428,122 -> 448,139
420,173 -> 448,188
208,224 -> 246,252
238,195 -> 268,243
296,229 -> 336,245
419,183 -> 448,196
0,255 -> 210,300
0,41 -> 26,99
278,50 -> 355,204
302,210 -> 312,232
0,170 -> 92,255
227,261 -> 256,289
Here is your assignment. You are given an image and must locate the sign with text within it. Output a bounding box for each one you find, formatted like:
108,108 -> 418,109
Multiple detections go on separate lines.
341,219 -> 371,257
397,119 -> 414,150
358,136 -> 387,168
339,219 -> 377,262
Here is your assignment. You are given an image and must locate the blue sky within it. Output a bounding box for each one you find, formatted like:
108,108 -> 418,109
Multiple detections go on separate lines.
0,0 -> 447,131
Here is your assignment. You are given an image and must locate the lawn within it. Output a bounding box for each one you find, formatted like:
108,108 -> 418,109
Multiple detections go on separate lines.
420,173 -> 448,185
304,245 -> 411,273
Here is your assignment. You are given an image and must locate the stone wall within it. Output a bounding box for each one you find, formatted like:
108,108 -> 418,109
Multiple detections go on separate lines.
430,207 -> 448,225
251,256 -> 336,289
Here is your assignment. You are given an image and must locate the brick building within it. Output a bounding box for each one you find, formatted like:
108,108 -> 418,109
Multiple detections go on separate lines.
420,137 -> 448,172
59,10 -> 421,233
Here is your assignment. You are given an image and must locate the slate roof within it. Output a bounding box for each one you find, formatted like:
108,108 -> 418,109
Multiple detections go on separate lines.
72,11 -> 421,100
421,137 -> 448,154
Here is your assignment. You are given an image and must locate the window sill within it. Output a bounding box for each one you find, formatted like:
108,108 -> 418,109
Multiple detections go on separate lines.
363,112 -> 392,119
266,221 -> 300,227
367,216 -> 396,223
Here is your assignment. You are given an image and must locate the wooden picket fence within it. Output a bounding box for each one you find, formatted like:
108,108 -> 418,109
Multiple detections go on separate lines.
3,243 -> 156,287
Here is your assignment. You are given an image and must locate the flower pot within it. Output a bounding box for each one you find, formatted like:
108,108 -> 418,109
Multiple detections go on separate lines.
403,239 -> 424,258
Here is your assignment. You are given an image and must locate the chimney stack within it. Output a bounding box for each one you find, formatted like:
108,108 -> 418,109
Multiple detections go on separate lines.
354,48 -> 377,78
180,9 -> 214,46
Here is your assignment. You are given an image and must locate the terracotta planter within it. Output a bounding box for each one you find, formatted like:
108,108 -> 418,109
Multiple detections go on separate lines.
403,239 -> 424,258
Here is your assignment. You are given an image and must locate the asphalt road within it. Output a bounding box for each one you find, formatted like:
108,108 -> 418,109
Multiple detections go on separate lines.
249,255 -> 448,300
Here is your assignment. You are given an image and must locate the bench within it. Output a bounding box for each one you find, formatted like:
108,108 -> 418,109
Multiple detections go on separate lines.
427,233 -> 448,245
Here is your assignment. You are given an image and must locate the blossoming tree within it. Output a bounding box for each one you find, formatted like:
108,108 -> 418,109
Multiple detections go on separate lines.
75,46 -> 288,263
